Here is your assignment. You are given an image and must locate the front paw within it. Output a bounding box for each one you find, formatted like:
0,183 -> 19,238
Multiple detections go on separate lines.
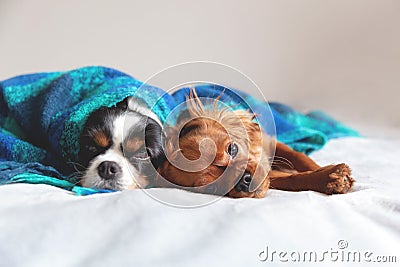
322,163 -> 355,194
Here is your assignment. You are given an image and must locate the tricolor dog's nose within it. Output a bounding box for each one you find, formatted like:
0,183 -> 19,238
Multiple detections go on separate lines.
97,161 -> 121,180
235,172 -> 253,192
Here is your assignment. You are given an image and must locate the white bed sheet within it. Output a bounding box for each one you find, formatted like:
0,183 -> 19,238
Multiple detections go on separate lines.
1,129 -> 400,267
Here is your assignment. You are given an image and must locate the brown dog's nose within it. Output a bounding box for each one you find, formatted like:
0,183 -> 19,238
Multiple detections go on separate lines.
97,161 -> 121,180
235,172 -> 252,192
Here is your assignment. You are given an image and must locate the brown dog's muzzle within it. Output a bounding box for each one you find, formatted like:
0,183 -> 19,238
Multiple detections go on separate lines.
234,172 -> 253,192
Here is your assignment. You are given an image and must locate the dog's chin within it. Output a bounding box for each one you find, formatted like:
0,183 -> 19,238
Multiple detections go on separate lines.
81,177 -> 128,190
227,177 -> 270,198
80,172 -> 149,191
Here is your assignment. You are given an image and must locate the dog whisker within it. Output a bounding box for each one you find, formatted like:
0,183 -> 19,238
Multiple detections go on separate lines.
67,161 -> 86,172
69,180 -> 83,186
271,160 -> 294,170
69,171 -> 84,178
272,156 -> 294,167
270,156 -> 295,170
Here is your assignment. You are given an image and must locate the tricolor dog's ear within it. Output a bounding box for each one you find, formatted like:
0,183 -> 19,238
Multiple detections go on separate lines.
145,117 -> 166,169
115,97 -> 130,110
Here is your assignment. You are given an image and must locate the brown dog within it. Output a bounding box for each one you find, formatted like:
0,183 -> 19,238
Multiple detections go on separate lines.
157,90 -> 354,198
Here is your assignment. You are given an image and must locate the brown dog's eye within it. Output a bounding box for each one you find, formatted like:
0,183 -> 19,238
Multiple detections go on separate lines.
227,142 -> 238,158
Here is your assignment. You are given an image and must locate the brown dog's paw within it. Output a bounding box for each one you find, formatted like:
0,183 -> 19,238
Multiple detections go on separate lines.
324,163 -> 354,194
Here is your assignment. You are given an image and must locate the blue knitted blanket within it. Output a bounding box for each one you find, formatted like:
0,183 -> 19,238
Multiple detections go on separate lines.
0,66 -> 359,194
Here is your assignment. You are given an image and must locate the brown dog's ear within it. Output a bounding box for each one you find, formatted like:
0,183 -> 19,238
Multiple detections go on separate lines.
185,88 -> 205,117
251,113 -> 260,121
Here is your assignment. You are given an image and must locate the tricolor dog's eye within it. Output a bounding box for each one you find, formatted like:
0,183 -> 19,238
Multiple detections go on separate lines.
129,148 -> 150,161
86,145 -> 98,154
227,142 -> 238,158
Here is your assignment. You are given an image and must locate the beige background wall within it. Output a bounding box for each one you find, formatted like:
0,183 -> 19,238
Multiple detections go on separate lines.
1,0 -> 399,130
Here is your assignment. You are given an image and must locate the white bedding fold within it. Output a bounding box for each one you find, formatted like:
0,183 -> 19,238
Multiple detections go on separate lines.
1,136 -> 399,267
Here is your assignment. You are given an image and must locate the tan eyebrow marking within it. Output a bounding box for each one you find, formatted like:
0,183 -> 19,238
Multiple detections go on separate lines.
93,131 -> 110,148
124,137 -> 144,153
